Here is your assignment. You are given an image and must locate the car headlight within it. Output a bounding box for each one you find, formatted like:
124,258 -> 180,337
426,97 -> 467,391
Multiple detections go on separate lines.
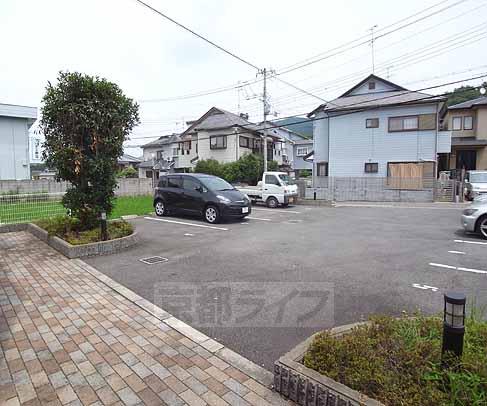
216,195 -> 231,204
463,208 -> 478,216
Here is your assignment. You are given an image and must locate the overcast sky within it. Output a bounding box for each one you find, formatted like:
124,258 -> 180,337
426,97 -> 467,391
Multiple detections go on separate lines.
2,0 -> 486,156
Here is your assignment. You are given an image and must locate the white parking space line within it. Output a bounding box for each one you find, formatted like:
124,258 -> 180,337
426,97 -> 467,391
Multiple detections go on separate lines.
412,283 -> 439,292
455,239 -> 487,246
335,204 -> 462,210
252,208 -> 301,214
448,250 -> 466,255
144,217 -> 228,231
184,233 -> 194,236
429,262 -> 487,274
246,216 -> 271,221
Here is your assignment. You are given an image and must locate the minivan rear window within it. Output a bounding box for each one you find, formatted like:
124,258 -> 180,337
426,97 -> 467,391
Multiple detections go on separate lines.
167,177 -> 181,188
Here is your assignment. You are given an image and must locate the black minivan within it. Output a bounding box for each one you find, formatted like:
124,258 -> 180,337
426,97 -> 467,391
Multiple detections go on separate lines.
153,173 -> 251,224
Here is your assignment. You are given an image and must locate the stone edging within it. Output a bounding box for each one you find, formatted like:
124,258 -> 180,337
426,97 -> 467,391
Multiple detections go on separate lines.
274,322 -> 384,406
72,258 -> 277,392
0,222 -> 139,259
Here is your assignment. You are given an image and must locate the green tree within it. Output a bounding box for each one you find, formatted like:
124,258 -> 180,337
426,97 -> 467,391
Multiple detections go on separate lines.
445,82 -> 486,107
117,166 -> 138,178
194,154 -> 280,184
41,72 -> 139,229
194,159 -> 224,178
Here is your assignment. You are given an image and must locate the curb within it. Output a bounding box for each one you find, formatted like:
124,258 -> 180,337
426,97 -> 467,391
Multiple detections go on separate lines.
73,258 -> 275,389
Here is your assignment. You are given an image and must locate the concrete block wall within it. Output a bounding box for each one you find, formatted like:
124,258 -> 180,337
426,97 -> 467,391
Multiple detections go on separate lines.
0,178 -> 153,196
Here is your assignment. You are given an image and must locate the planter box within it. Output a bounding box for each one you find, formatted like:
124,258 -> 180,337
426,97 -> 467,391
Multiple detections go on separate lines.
0,222 -> 139,258
274,322 -> 384,406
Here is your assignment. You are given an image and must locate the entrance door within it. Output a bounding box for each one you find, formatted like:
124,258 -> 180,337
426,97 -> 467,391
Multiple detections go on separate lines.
456,150 -> 477,171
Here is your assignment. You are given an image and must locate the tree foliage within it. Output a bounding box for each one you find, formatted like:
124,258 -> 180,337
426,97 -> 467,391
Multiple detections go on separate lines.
445,82 -> 486,107
194,153 -> 280,184
117,166 -> 138,178
41,72 -> 139,228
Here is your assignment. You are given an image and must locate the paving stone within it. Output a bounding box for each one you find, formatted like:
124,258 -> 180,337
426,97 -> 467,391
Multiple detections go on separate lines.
202,391 -> 230,406
223,378 -> 250,396
159,388 -> 185,406
116,386 -> 141,406
180,388 -> 207,406
0,233 -> 284,406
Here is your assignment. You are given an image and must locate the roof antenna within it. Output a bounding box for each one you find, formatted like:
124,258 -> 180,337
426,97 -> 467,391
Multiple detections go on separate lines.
368,25 -> 378,74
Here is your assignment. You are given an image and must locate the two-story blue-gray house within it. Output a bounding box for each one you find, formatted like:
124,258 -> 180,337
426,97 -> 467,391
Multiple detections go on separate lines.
307,74 -> 451,185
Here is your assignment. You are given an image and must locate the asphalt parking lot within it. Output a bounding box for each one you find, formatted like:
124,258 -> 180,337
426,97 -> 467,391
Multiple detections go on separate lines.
86,203 -> 487,371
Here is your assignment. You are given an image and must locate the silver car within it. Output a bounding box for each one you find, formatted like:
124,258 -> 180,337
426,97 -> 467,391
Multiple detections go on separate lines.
461,199 -> 487,239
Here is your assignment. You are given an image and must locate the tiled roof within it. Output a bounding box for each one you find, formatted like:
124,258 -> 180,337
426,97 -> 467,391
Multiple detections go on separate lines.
319,90 -> 445,113
118,153 -> 142,163
141,133 -> 181,148
193,108 -> 252,130
448,96 -> 487,110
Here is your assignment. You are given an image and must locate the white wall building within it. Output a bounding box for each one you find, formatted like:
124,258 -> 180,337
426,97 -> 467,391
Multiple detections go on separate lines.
0,103 -> 37,179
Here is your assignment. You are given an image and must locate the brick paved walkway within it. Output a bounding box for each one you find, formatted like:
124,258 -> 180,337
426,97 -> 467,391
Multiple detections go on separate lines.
0,232 -> 288,406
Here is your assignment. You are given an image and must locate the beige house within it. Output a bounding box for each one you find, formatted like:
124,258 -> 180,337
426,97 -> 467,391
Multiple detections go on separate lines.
441,96 -> 487,173
177,107 -> 283,170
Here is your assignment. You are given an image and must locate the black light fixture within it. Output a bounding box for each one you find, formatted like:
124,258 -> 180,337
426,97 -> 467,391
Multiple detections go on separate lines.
442,292 -> 466,365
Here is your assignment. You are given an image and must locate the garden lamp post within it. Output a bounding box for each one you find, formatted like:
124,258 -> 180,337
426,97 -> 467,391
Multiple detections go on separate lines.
442,292 -> 466,365
100,211 -> 108,241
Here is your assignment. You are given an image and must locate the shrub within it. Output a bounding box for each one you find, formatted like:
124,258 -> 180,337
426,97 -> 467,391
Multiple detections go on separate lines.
35,215 -> 133,245
303,314 -> 487,406
40,71 -> 139,230
117,166 -> 138,178
195,154 -> 280,185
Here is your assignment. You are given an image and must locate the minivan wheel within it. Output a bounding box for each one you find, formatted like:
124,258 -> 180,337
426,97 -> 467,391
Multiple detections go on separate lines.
204,205 -> 220,224
155,200 -> 165,217
266,197 -> 278,208
477,215 -> 487,239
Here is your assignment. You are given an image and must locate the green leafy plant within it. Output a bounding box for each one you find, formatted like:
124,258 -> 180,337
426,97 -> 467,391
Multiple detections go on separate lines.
194,153 -> 280,185
40,71 -> 139,229
117,166 -> 138,178
303,314 -> 487,405
35,215 -> 133,245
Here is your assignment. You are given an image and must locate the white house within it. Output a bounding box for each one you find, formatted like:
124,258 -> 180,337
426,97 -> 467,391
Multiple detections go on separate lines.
0,103 -> 37,180
308,74 -> 451,185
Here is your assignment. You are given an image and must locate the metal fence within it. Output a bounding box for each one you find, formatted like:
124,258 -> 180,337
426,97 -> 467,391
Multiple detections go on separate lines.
305,177 -> 462,203
0,192 -> 66,225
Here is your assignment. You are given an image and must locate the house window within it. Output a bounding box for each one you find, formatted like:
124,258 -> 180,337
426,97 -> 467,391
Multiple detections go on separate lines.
368,81 -> 376,90
452,116 -> 462,131
239,136 -> 249,148
463,116 -> 473,130
388,114 -> 435,132
364,162 -> 379,173
210,135 -> 227,149
145,170 -> 152,178
366,118 -> 379,128
156,150 -> 164,160
316,162 -> 328,177
296,147 -> 308,156
172,147 -> 179,156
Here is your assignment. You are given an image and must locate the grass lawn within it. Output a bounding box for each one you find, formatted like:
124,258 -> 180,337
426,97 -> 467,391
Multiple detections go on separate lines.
109,195 -> 153,219
0,195 -> 153,225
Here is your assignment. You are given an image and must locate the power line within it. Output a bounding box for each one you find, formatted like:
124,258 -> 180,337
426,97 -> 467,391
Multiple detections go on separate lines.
124,73 -> 487,146
133,0 -> 259,70
275,0 -> 470,76
257,24 -> 487,111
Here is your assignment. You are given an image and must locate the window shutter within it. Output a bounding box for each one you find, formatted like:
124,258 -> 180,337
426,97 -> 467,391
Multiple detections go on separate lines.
418,114 -> 436,130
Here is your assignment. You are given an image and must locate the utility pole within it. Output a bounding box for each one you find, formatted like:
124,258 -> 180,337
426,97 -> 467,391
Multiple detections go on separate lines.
262,68 -> 268,172
368,24 -> 378,74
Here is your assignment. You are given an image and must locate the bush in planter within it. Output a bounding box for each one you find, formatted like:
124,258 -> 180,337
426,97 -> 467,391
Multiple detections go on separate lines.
35,215 -> 133,245
303,314 -> 487,405
40,71 -> 139,230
